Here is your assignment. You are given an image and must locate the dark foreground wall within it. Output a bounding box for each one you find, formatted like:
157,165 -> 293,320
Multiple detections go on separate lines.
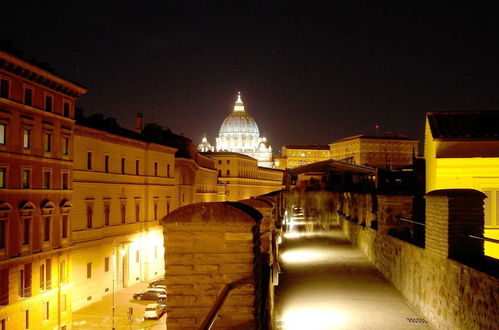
161,202 -> 262,329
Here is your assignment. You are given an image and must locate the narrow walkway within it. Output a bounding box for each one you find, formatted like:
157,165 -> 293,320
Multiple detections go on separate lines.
274,223 -> 432,330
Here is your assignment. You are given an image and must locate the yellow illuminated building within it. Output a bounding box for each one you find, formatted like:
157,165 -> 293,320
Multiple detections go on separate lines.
203,152 -> 284,201
175,145 -> 219,208
71,115 -> 176,311
330,134 -> 419,169
425,111 -> 499,258
276,145 -> 331,169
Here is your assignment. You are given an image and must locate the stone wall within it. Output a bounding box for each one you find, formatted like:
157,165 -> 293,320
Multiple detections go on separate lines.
336,190 -> 499,330
161,202 -> 263,329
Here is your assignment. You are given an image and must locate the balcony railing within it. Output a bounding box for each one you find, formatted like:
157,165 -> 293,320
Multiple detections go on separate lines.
0,291 -> 8,305
19,286 -> 32,297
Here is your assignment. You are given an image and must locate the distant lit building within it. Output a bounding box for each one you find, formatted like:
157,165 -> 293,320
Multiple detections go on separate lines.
329,134 -> 419,169
275,144 -> 331,169
198,135 -> 214,152
200,92 -> 273,168
0,50 -> 87,330
203,152 -> 283,201
425,111 -> 499,258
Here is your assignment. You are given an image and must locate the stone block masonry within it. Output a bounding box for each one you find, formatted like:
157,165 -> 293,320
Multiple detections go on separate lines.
162,202 -> 263,329
336,189 -> 498,330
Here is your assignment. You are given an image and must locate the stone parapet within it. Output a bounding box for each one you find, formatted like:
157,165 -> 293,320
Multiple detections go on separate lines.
161,202 -> 262,329
425,189 -> 486,259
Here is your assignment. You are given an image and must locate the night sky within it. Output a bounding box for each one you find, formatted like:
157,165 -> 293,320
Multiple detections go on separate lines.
2,1 -> 499,152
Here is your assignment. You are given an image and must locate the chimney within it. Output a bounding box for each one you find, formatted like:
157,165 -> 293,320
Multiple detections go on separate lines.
134,113 -> 143,133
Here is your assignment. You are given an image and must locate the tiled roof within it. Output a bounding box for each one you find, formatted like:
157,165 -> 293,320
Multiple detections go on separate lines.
284,144 -> 330,150
331,134 -> 417,143
427,111 -> 499,140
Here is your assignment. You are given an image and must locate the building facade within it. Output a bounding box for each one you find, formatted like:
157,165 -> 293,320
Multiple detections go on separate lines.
0,50 -> 86,330
71,114 -> 176,310
425,111 -> 499,258
201,92 -> 274,168
203,152 -> 283,201
275,144 -> 331,169
329,134 -> 419,169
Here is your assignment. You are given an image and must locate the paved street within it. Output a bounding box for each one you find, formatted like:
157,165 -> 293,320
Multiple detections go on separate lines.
274,221 -> 433,330
72,281 -> 166,330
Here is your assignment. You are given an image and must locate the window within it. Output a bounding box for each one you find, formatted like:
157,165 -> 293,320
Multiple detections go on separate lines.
59,260 -> 66,284
43,216 -> 50,241
62,172 -> 69,190
218,160 -> 221,164
218,170 -> 221,176
62,136 -> 69,155
166,202 -> 170,215
104,155 -> 109,173
121,157 -> 125,174
135,160 -> 139,175
43,133 -> 51,152
226,160 -> 230,164
19,264 -> 31,297
0,220 -> 5,249
86,263 -> 92,279
153,202 -> 158,220
0,124 -> 5,145
104,205 -> 110,226
61,215 -> 68,239
226,170 -> 230,176
167,164 -> 170,177
154,162 -> 158,176
39,264 -> 45,290
43,301 -> 49,320
45,95 -> 53,112
120,204 -> 126,224
22,218 -> 30,245
43,171 -> 51,189
135,204 -> 140,222
0,168 -> 5,188
22,169 -> 30,189
104,257 -> 109,272
63,102 -> 70,117
87,152 -> 92,170
24,87 -> 33,106
0,79 -> 8,99
86,206 -> 93,228
135,250 -> 139,263
23,129 -> 30,149
46,259 -> 51,289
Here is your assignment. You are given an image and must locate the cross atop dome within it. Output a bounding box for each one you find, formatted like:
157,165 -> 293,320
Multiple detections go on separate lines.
233,91 -> 245,112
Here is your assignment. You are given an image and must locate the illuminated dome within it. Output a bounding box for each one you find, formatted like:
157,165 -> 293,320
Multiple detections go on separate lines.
214,92 -> 274,167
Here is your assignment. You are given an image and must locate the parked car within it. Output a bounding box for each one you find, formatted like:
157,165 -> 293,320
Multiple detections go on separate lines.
149,278 -> 165,287
133,288 -> 166,301
143,303 -> 165,319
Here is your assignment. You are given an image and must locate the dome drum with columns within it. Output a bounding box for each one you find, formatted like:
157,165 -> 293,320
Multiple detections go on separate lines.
198,92 -> 274,168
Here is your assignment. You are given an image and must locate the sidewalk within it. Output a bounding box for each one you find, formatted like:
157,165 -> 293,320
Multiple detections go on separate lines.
72,281 -> 166,330
274,224 -> 433,330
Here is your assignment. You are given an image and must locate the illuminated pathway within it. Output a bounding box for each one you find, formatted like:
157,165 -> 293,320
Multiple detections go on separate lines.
274,223 -> 433,330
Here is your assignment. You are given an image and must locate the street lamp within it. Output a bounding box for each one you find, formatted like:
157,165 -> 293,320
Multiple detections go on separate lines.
112,238 -> 132,330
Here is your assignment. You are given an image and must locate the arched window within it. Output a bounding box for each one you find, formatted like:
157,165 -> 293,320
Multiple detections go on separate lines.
41,201 -> 56,248
0,202 -> 12,253
59,200 -> 72,243
18,201 -> 36,253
